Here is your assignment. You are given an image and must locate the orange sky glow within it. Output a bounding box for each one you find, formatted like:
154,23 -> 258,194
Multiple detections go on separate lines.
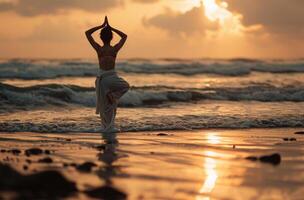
0,0 -> 303,59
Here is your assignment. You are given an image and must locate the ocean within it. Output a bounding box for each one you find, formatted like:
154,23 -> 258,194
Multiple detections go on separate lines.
0,58 -> 304,133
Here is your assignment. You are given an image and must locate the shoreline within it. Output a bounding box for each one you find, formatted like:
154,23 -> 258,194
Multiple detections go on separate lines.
1,126 -> 304,134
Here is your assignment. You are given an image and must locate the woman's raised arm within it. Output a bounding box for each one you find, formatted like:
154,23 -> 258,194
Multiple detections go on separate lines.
85,25 -> 103,51
85,17 -> 108,50
111,26 -> 128,52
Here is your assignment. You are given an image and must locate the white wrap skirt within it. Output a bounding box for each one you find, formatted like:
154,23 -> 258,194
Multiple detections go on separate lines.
95,69 -> 129,132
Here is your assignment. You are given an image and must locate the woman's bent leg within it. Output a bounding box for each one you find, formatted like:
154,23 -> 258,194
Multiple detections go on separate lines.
107,79 -> 129,104
100,76 -> 129,133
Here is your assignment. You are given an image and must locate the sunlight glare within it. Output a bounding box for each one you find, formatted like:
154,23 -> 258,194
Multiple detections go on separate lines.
202,0 -> 243,33
196,151 -> 218,200
203,0 -> 231,23
206,133 -> 220,144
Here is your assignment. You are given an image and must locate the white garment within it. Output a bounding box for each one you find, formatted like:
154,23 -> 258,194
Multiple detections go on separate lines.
95,69 -> 129,132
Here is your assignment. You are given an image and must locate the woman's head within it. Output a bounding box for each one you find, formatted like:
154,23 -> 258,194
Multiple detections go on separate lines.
100,26 -> 113,44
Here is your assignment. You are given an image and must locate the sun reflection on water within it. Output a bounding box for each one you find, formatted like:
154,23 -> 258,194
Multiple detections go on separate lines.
196,133 -> 220,200
206,133 -> 220,144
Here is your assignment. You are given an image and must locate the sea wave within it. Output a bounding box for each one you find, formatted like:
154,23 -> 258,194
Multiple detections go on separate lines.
1,83 -> 304,111
0,59 -> 304,79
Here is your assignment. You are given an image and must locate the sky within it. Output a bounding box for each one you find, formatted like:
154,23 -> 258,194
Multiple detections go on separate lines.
0,0 -> 303,59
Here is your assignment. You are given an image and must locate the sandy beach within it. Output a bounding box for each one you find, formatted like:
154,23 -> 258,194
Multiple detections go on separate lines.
1,128 -> 304,199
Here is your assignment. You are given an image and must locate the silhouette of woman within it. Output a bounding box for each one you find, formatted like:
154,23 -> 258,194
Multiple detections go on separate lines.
85,16 -> 129,133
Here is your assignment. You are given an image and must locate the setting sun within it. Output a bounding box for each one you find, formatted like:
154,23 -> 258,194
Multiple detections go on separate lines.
202,0 -> 242,33
203,0 -> 230,22
180,0 -> 231,22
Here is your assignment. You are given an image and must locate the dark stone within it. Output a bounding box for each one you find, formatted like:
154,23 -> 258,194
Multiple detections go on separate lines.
23,165 -> 28,170
66,139 -> 72,142
70,163 -> 77,167
157,133 -> 169,136
38,157 -> 53,163
95,145 -> 106,151
25,148 -> 43,156
246,153 -> 281,165
85,185 -> 127,200
76,162 -> 97,172
245,156 -> 258,161
44,150 -> 51,154
25,159 -> 32,164
283,137 -> 297,141
0,149 -> 6,153
0,163 -> 77,198
294,131 -> 304,135
10,149 -> 21,155
259,153 -> 281,165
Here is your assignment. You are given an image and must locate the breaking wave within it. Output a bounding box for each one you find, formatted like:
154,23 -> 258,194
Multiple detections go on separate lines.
1,83 -> 304,112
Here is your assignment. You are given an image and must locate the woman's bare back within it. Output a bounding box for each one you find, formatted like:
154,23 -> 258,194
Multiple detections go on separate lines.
85,16 -> 127,70
97,46 -> 117,71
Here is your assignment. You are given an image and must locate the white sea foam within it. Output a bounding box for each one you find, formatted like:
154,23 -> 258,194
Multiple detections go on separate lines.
1,111 -> 303,133
1,83 -> 304,111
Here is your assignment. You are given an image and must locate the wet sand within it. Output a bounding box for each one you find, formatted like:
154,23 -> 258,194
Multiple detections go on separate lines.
1,128 -> 304,199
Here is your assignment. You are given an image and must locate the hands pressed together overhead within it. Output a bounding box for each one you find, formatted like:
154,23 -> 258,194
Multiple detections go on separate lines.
102,16 -> 111,28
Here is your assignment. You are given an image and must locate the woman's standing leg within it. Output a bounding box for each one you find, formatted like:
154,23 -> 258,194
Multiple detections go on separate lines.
102,76 -> 129,132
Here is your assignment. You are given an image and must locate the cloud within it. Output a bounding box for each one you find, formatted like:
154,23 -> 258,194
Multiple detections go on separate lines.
225,0 -> 304,36
0,0 -> 123,16
143,3 -> 218,36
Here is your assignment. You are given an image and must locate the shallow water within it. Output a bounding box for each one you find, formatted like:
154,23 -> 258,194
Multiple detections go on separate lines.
0,58 -> 304,132
1,100 -> 304,133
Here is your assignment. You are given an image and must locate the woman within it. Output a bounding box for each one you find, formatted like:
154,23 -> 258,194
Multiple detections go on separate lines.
85,16 -> 129,133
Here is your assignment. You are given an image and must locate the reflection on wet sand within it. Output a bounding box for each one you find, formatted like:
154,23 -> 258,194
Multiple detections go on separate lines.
196,132 -> 220,200
197,151 -> 218,200
93,132 -> 127,198
76,132 -> 129,199
98,133 -> 120,184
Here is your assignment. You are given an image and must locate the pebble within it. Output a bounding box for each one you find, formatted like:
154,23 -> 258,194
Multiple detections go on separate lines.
44,150 -> 51,154
25,148 -> 43,156
76,162 -> 97,172
25,159 -> 32,164
38,157 -> 53,163
283,137 -> 297,141
246,153 -> 281,165
85,185 -> 127,200
95,145 -> 106,151
10,149 -> 22,155
157,133 -> 169,136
